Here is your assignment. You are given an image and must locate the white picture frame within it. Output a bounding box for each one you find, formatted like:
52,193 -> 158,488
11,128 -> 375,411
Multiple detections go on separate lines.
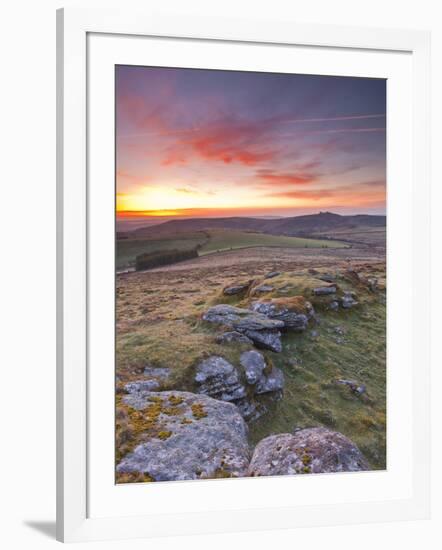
56,7 -> 431,543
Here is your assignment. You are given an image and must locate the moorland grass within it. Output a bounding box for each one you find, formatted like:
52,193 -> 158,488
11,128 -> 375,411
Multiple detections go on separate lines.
116,229 -> 349,269
199,229 -> 348,255
116,262 -> 386,469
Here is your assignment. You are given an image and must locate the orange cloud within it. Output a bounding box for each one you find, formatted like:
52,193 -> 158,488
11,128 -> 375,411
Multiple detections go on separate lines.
268,182 -> 385,206
256,167 -> 318,186
269,189 -> 334,201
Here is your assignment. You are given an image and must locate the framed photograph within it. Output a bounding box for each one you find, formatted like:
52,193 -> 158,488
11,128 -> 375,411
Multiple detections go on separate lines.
57,7 -> 431,543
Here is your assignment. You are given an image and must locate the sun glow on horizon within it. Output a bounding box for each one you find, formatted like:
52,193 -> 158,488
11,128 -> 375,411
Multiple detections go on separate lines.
116,67 -> 386,221
116,184 -> 315,214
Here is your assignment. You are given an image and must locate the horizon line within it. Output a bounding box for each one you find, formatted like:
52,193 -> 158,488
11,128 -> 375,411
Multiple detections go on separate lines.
117,209 -> 386,219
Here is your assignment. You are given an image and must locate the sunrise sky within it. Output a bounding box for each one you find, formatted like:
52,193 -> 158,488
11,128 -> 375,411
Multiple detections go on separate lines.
116,66 -> 386,227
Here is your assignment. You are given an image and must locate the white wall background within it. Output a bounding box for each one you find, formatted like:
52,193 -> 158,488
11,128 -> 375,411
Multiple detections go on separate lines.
0,0 -> 439,548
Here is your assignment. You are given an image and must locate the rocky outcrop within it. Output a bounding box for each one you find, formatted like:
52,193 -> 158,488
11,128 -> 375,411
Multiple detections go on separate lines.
202,304 -> 283,352
117,391 -> 250,481
216,331 -> 253,345
240,350 -> 266,384
194,356 -> 246,402
313,285 -> 337,296
248,427 -> 369,476
239,350 -> 284,395
203,304 -> 283,331
125,380 -> 162,393
341,291 -> 358,309
255,366 -> 285,394
242,329 -> 282,352
194,353 -> 284,421
223,281 -> 251,296
250,296 -> 314,332
249,284 -> 274,296
316,273 -> 335,283
125,366 -> 171,393
265,271 -> 281,279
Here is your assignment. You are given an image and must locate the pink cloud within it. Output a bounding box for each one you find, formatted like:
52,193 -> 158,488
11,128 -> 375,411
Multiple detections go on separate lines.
256,167 -> 319,186
160,119 -> 278,167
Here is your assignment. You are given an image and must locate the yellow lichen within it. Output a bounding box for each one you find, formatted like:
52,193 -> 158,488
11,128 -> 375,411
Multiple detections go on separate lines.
169,395 -> 184,406
301,454 -> 312,466
162,406 -> 182,416
157,430 -> 172,440
191,403 -> 208,419
116,472 -> 153,484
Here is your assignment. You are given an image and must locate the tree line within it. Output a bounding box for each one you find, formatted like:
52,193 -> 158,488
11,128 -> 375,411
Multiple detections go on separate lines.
135,247 -> 199,271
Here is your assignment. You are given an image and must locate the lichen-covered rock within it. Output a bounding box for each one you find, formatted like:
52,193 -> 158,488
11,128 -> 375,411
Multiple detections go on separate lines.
202,304 -> 284,332
223,281 -> 251,296
203,304 -> 283,352
143,366 -> 171,381
242,328 -> 282,352
251,296 -> 313,332
240,350 -> 266,384
239,349 -> 284,394
117,391 -> 250,481
248,427 -> 369,477
125,367 -> 171,393
341,291 -> 358,309
195,353 -> 284,421
194,356 -> 246,402
216,331 -> 253,345
313,285 -> 337,296
125,379 -> 161,393
234,399 -> 261,422
254,365 -> 285,395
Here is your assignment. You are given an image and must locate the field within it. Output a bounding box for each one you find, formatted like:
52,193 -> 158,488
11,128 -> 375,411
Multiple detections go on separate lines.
116,228 -> 349,270
312,227 -> 386,247
116,231 -> 208,270
198,229 -> 348,254
116,243 -> 386,474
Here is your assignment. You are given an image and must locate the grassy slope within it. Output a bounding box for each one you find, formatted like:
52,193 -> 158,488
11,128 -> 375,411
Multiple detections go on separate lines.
116,232 -> 208,269
117,229 -> 349,269
313,227 -> 386,246
199,229 -> 348,254
249,299 -> 386,468
116,263 -> 386,471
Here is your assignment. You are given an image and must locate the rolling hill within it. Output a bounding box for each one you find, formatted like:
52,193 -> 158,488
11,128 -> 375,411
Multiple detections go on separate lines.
126,211 -> 386,239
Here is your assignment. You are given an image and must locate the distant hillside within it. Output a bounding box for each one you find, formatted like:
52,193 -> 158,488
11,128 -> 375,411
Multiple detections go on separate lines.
127,212 -> 386,239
